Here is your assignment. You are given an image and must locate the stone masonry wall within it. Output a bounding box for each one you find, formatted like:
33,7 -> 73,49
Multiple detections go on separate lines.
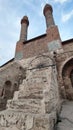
0,53 -> 60,130
62,41 -> 73,52
0,61 -> 26,110
55,41 -> 73,99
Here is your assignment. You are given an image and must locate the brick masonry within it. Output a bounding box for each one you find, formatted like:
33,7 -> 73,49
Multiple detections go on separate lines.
15,25 -> 61,59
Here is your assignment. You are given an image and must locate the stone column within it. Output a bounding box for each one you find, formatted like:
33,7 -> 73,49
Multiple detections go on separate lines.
20,16 -> 29,42
43,4 -> 55,29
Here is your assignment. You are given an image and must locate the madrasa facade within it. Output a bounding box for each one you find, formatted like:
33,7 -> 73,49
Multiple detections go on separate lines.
0,3 -> 73,130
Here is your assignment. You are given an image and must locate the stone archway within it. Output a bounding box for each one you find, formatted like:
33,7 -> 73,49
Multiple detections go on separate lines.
62,58 -> 73,100
70,69 -> 73,87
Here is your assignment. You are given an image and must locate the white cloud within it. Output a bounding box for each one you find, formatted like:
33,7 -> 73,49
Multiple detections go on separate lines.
62,10 -> 73,22
54,0 -> 68,4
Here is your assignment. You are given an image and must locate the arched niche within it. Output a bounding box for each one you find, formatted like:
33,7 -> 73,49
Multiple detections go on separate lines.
2,80 -> 12,99
62,58 -> 73,100
5,80 -> 12,87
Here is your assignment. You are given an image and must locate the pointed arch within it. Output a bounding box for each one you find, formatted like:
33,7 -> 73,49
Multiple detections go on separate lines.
61,57 -> 73,100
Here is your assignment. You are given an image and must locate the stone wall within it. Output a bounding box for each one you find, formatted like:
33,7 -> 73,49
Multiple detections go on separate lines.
0,61 -> 26,110
55,40 -> 73,99
0,53 -> 60,130
62,41 -> 73,52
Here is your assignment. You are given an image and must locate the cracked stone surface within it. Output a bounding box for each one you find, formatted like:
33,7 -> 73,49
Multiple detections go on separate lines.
56,101 -> 73,130
0,54 -> 60,130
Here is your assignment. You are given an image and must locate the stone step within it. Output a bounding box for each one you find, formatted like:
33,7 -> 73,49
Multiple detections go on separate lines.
13,83 -> 44,100
13,91 -> 19,100
0,110 -> 56,130
7,99 -> 44,114
18,88 -> 43,99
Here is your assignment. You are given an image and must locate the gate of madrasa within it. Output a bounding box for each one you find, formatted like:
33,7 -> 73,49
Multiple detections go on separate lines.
62,57 -> 73,100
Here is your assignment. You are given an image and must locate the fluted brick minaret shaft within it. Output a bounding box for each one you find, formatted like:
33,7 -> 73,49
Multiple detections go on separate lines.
20,16 -> 29,42
43,4 -> 55,29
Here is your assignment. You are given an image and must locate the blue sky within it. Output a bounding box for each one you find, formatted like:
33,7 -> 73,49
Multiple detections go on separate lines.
0,0 -> 73,66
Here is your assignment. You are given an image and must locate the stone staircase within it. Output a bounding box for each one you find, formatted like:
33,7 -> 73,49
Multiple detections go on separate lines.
6,79 -> 44,114
0,57 -> 60,130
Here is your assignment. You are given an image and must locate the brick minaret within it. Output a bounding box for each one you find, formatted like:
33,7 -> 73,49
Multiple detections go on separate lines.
20,16 -> 29,42
43,4 -> 55,29
15,16 -> 29,59
43,4 -> 62,53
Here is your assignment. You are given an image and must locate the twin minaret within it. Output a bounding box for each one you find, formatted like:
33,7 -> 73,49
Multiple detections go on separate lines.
15,3 -> 61,60
20,16 -> 29,42
43,4 -> 55,28
19,4 -> 55,42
